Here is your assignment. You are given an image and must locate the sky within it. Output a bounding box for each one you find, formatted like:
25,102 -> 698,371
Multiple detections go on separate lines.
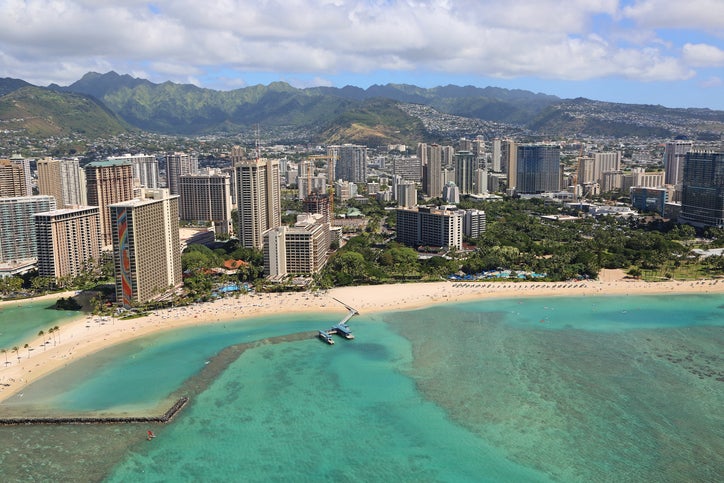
1,0 -> 723,109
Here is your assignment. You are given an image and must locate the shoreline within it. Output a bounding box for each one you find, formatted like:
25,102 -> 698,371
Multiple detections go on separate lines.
1,277 -> 723,404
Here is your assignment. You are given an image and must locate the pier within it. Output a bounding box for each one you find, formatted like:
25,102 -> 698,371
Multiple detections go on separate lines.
318,299 -> 359,344
0,396 -> 189,426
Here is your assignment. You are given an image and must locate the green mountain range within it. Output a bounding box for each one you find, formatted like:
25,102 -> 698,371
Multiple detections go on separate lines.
0,85 -> 129,138
1,71 -> 723,144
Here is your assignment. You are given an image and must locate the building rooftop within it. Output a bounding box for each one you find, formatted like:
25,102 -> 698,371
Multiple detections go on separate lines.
85,159 -> 133,168
32,206 -> 98,217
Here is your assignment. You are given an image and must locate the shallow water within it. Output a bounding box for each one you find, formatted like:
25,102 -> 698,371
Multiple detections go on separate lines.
0,299 -> 81,352
0,294 -> 722,482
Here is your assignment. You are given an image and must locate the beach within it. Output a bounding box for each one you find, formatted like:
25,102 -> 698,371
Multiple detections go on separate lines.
1,273 -> 723,404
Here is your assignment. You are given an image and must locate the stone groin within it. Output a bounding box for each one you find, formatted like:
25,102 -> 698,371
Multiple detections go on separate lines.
0,396 -> 188,426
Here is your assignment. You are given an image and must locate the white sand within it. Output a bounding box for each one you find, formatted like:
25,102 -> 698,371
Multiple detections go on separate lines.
1,275 -> 723,404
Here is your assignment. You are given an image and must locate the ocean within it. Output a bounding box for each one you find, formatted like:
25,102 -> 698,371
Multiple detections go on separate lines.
0,293 -> 722,482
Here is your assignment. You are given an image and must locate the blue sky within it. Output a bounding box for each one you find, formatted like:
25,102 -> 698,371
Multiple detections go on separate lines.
1,0 -> 723,109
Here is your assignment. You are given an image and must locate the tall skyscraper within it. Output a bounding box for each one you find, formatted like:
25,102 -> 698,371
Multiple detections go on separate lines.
329,144 -> 367,183
455,151 -> 476,195
491,138 -> 502,172
420,143 -> 444,198
234,158 -> 281,249
108,154 -> 160,189
577,156 -> 596,184
516,144 -> 561,194
680,151 -> 724,227
0,195 -> 56,263
34,207 -> 102,280
37,157 -> 87,209
165,152 -> 198,195
178,169 -> 233,235
663,141 -> 693,186
0,159 -> 30,198
85,159 -> 135,247
9,154 -> 32,197
501,139 -> 518,190
110,189 -> 182,307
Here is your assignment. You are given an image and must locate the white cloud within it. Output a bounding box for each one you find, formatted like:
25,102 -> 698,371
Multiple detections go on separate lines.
682,43 -> 724,67
622,0 -> 724,33
0,0 -> 715,88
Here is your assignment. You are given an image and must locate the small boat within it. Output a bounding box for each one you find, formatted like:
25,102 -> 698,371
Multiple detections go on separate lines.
147,430 -> 156,440
318,330 -> 334,345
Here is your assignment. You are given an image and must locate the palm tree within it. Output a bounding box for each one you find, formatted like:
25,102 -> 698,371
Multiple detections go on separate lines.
1,348 -> 7,366
24,343 -> 30,359
53,326 -> 60,343
48,327 -> 55,346
38,330 -> 45,350
12,346 -> 19,361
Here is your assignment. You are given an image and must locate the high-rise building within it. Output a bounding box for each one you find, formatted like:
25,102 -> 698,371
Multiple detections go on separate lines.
455,151 -> 476,195
110,189 -> 182,307
108,154 -> 160,189
602,171 -> 624,192
165,152 -> 198,195
419,143 -> 444,198
663,141 -> 693,186
178,169 -> 233,235
442,182 -> 460,204
85,159 -> 135,247
491,139 -> 502,172
263,213 -> 330,278
501,139 -> 518,190
298,159 -> 313,200
516,144 -> 561,194
302,192 -> 332,224
458,138 -> 473,152
593,152 -> 621,183
680,151 -> 724,227
463,209 -> 486,238
396,206 -> 463,250
329,144 -> 367,183
0,159 -> 30,198
397,181 -> 417,208
230,146 -> 246,165
37,157 -> 87,209
334,179 -> 358,202
0,195 -> 56,263
234,158 -> 281,249
631,168 -> 665,188
577,157 -> 596,185
9,154 -> 32,197
630,187 -> 669,215
393,156 -> 422,182
34,207 -> 102,280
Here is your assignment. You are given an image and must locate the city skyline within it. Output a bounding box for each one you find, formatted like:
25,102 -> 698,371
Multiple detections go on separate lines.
0,1 -> 722,110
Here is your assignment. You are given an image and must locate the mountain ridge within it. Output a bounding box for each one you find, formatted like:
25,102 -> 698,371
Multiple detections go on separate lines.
1,72 -> 723,144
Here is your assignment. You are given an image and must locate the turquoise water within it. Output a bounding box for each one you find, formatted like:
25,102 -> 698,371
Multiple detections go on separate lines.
0,294 -> 723,482
0,299 -> 82,351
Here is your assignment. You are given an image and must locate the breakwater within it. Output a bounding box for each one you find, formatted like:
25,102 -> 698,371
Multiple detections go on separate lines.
0,396 -> 188,426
